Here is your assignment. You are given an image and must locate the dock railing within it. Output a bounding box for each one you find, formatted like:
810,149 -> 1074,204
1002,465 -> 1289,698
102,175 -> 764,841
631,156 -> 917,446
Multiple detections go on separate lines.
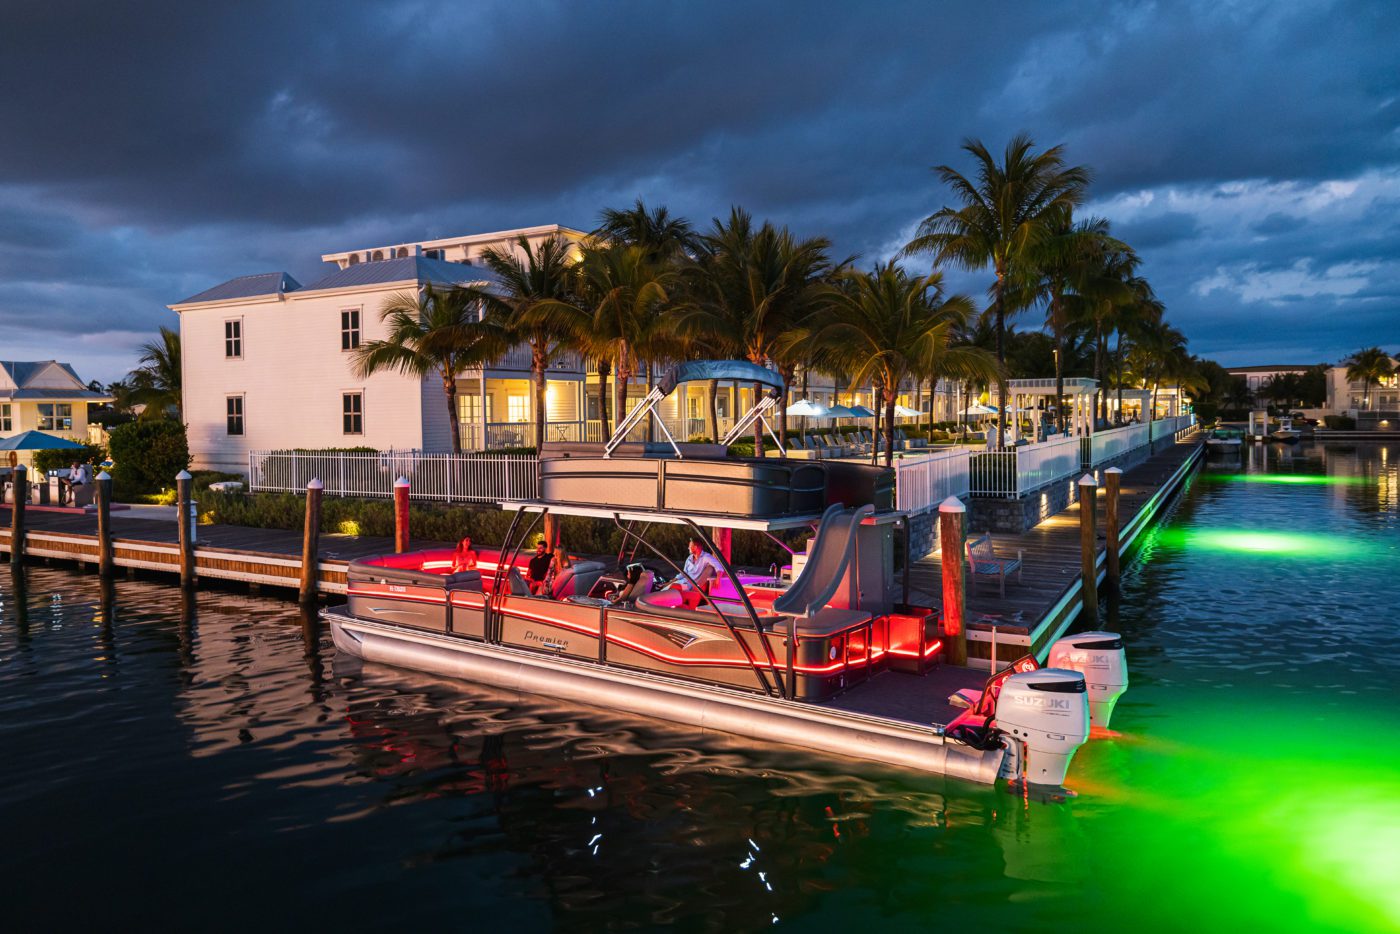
1150,413 -> 1196,442
1081,422 -> 1151,468
894,447 -> 970,512
969,434 -> 1081,497
248,450 -> 539,503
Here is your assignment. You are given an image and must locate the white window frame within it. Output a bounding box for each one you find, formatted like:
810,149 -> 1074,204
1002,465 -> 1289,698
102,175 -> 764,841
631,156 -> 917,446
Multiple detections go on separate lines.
226,395 -> 245,436
37,402 -> 73,431
342,391 -> 364,435
225,318 -> 243,359
340,308 -> 361,351
507,394 -> 529,424
0,402 -> 11,432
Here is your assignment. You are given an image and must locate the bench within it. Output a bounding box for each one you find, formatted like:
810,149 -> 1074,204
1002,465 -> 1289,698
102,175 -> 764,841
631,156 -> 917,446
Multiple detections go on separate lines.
966,534 -> 1023,597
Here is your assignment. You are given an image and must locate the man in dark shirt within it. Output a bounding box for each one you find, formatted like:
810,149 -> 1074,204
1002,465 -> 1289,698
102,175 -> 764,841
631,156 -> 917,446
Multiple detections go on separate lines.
526,540 -> 554,595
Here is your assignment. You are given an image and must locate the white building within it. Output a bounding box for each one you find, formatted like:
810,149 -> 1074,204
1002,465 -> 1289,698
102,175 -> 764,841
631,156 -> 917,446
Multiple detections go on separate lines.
174,224 -> 975,473
1325,354 -> 1400,424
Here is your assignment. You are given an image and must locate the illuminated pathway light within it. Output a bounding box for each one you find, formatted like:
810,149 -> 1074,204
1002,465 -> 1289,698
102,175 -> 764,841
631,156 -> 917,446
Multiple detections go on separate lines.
1156,528 -> 1378,559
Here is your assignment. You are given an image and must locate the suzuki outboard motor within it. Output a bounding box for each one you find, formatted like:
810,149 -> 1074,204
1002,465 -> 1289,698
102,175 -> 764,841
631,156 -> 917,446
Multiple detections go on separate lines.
994,669 -> 1090,787
1047,632 -> 1128,730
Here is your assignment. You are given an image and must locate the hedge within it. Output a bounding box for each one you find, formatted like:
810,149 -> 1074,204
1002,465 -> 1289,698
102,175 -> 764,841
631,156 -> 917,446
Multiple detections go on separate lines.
198,490 -> 804,567
108,420 -> 191,496
32,444 -> 106,474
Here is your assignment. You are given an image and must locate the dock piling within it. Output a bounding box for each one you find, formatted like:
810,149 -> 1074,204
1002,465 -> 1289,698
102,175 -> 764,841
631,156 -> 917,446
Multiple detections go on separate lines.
176,470 -> 194,587
938,496 -> 967,666
393,476 -> 410,554
1078,473 -> 1099,625
300,478 -> 323,604
1104,467 -> 1122,593
9,465 -> 26,565
95,471 -> 114,577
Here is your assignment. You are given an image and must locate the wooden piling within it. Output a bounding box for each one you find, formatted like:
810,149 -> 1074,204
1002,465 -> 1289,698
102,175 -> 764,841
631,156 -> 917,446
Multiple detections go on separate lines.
95,470 -> 114,577
299,478 -> 323,604
9,464 -> 26,565
176,469 -> 195,587
938,496 -> 967,666
1078,473 -> 1099,625
393,476 -> 410,554
1104,467 -> 1122,593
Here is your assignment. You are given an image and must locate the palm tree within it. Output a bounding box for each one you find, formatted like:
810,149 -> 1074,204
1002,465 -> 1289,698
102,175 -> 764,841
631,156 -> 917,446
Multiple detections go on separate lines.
903,134 -> 1091,448
352,284 -> 510,454
680,208 -> 833,454
1344,347 -> 1395,410
596,199 -> 699,261
797,262 -> 998,466
468,235 -> 579,450
127,325 -> 182,420
534,243 -> 674,435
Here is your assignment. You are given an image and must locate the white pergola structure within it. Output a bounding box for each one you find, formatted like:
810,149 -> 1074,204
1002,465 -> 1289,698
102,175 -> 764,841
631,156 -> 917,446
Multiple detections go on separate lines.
1111,388 -> 1152,423
1004,377 -> 1099,445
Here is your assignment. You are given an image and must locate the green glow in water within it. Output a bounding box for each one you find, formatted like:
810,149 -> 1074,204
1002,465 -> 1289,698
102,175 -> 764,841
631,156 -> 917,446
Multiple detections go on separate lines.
1156,528 -> 1378,558
1212,473 -> 1371,486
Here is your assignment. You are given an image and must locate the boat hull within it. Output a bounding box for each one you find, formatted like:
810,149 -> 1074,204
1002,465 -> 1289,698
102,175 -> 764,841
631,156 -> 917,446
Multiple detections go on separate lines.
327,609 -> 1004,783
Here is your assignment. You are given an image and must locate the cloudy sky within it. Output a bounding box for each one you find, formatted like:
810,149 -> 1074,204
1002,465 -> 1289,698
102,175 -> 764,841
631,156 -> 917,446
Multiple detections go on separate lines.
3,0 -> 1397,383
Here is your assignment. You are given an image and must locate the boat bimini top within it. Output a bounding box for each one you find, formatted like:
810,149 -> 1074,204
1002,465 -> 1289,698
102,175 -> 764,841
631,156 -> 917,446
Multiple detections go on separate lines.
605,359 -> 787,458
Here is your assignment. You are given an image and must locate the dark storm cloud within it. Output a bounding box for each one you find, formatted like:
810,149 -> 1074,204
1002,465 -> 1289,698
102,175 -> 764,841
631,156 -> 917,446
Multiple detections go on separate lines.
1,0 -> 1397,380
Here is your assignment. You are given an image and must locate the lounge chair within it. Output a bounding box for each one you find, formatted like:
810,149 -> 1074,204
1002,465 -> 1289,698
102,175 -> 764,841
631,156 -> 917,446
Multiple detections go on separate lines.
966,534 -> 1024,597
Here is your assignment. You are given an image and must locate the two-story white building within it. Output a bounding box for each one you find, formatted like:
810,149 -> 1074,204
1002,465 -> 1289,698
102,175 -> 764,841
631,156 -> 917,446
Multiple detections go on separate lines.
0,360 -> 112,447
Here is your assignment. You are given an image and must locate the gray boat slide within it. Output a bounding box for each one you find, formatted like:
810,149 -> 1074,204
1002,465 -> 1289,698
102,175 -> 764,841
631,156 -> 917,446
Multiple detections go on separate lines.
771,502 -> 873,618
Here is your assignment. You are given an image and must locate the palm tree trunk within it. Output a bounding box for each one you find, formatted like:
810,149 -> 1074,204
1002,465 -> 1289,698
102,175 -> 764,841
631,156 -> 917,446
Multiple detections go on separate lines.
993,282 -> 1007,450
707,379 -> 719,441
645,359 -> 655,442
614,348 -> 630,437
596,358 -> 609,440
778,363 -> 796,444
532,338 -> 547,451
884,388 -> 897,468
752,380 -> 765,457
443,372 -> 462,455
799,367 -> 809,438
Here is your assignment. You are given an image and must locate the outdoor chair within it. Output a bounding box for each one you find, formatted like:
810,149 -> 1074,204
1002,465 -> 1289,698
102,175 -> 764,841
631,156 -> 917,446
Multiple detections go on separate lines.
966,534 -> 1024,598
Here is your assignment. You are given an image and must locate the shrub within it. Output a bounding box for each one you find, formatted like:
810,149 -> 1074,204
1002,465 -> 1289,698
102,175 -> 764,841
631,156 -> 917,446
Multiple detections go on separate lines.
107,419 -> 191,496
32,443 -> 106,474
198,491 -> 798,567
1323,414 -> 1356,430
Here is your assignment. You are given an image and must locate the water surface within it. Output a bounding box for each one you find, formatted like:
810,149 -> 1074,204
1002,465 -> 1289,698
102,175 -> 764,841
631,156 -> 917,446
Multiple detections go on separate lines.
2,440 -> 1396,932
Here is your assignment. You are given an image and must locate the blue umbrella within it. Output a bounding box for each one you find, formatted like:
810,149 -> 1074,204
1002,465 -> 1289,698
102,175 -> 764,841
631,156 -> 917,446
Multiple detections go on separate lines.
848,405 -> 877,418
0,430 -> 86,451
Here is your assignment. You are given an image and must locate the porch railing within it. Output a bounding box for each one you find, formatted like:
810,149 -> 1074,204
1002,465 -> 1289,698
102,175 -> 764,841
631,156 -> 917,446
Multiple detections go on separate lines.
248,450 -> 539,503
894,448 -> 970,513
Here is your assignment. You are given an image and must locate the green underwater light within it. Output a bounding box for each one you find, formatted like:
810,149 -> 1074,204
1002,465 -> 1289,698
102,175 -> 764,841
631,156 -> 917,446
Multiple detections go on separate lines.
1156,528 -> 1376,558
1213,473 -> 1370,486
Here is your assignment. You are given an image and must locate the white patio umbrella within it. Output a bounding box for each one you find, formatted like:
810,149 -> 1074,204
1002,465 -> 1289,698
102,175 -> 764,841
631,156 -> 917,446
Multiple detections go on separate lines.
893,404 -> 921,417
785,399 -> 828,417
966,403 -> 998,416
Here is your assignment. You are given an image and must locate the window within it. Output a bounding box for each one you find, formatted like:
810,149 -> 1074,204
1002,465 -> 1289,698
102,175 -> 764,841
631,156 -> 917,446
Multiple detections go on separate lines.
425,249 -> 444,260
225,319 -> 242,358
37,403 -> 72,431
0,403 -> 11,432
508,395 -> 529,423
226,396 -> 244,435
342,392 -> 363,435
458,393 -> 492,423
341,308 -> 361,350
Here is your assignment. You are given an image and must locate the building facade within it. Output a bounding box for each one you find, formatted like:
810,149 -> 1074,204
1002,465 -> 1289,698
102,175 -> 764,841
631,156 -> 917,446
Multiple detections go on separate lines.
0,360 -> 111,444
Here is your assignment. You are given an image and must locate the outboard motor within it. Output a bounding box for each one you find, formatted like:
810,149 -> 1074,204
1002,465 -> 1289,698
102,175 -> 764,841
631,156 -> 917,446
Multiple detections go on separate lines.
994,669 -> 1090,787
1048,632 -> 1128,730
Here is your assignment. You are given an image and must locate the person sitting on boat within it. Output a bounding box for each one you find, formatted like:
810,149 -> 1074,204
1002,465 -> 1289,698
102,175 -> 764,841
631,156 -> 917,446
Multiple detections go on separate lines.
674,538 -> 724,593
604,563 -> 649,605
544,541 -> 572,596
526,538 -> 554,595
453,536 -> 479,572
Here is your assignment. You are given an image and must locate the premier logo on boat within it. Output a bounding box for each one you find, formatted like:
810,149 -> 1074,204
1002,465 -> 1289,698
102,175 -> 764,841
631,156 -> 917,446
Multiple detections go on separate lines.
523,630 -> 568,650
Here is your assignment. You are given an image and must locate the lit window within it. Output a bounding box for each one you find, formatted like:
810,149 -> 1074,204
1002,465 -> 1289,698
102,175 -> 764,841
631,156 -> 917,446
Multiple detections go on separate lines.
225,319 -> 242,358
37,403 -> 72,431
0,403 -> 10,432
341,308 -> 361,350
226,396 -> 244,435
342,392 -> 363,435
508,395 -> 529,423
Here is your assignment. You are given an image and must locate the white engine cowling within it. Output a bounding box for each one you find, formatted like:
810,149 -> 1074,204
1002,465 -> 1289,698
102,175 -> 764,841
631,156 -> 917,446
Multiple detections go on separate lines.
994,669 -> 1090,787
1047,631 -> 1128,730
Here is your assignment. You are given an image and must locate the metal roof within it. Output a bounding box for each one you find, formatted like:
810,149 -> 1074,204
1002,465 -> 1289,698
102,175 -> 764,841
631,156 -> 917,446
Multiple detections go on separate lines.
300,256 -> 499,292
176,272 -> 301,305
0,360 -> 108,400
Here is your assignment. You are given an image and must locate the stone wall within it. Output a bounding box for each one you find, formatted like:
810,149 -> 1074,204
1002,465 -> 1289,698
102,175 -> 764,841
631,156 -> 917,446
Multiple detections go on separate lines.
965,442 -> 1158,535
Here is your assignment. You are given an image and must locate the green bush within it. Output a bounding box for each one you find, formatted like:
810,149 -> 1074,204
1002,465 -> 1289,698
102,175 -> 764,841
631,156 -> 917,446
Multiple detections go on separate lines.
32,444 -> 106,474
107,420 -> 191,496
1324,414 -> 1357,430
198,491 -> 799,567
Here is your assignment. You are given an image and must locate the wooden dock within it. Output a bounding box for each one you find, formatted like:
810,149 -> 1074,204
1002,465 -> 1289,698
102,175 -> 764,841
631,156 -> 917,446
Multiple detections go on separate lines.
909,433 -> 1205,665
2,435 -> 1202,669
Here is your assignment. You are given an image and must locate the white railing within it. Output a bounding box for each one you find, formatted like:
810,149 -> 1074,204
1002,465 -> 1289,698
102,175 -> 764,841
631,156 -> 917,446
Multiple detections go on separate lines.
895,448 -> 970,513
969,434 -> 1081,496
1083,421 -> 1151,467
248,450 -> 538,503
1150,413 -> 1196,442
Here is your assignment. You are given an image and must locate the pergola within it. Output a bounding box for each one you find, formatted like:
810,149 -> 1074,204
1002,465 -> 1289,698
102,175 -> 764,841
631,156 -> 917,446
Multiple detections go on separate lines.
1003,378 -> 1099,444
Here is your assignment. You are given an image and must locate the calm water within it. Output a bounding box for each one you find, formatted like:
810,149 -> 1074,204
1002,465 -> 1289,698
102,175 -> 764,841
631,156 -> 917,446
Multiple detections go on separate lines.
2,442 -> 1397,932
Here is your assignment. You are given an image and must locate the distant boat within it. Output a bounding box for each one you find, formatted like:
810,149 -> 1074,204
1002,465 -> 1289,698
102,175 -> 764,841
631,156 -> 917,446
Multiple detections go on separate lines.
1269,417 -> 1302,443
1206,427 -> 1243,451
